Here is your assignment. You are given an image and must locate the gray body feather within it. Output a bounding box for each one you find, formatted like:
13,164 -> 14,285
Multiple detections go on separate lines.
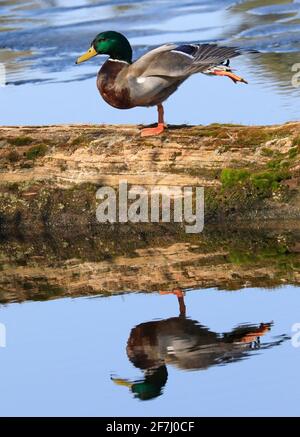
98,43 -> 248,108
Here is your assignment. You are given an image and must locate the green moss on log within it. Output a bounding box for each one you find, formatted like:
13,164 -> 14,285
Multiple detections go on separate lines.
220,169 -> 250,188
25,144 -> 48,160
7,136 -> 33,146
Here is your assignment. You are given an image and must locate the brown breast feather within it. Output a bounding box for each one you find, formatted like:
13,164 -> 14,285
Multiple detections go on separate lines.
97,60 -> 133,110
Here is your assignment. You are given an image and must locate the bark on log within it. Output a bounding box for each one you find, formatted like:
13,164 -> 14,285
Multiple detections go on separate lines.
0,123 -> 299,228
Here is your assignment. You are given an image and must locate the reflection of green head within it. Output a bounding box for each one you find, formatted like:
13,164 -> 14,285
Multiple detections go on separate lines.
132,366 -> 168,401
112,366 -> 168,401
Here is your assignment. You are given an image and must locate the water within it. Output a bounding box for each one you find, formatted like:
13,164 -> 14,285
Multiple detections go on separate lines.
0,287 -> 298,416
0,0 -> 300,125
0,0 -> 300,417
0,225 -> 300,416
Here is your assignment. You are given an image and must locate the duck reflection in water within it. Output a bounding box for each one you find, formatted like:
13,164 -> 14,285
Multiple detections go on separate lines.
112,289 -> 273,400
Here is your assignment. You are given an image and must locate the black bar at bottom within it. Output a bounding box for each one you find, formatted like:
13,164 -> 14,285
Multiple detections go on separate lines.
0,417 -> 299,433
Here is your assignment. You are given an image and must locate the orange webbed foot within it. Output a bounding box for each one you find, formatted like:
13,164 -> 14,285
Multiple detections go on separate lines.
159,288 -> 186,316
211,69 -> 248,84
141,123 -> 165,137
159,288 -> 184,298
239,323 -> 272,344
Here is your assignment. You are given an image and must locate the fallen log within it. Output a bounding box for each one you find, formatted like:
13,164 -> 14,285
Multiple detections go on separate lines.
0,224 -> 299,302
0,123 -> 299,229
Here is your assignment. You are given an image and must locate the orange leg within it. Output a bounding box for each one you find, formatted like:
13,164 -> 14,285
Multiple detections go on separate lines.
160,288 -> 186,317
141,104 -> 165,137
212,70 -> 248,84
238,323 -> 272,344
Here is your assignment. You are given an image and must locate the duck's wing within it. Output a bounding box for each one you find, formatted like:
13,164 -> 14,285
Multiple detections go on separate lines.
130,43 -> 248,79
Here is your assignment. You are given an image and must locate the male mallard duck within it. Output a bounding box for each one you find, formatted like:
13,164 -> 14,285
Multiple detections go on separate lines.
112,315 -> 272,400
76,31 -> 251,137
112,290 -> 273,400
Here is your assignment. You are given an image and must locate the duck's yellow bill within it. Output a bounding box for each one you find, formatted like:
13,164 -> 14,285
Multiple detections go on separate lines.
111,378 -> 133,388
76,47 -> 97,64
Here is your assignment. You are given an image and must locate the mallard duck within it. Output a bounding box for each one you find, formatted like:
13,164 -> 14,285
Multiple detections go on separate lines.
112,316 -> 272,400
112,290 -> 273,400
76,31 -> 251,137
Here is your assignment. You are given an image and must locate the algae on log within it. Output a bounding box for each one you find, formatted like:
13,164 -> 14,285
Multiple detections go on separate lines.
0,123 -> 300,228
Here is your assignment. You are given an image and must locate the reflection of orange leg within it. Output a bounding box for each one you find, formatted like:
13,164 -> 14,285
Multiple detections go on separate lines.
159,288 -> 186,316
212,70 -> 248,84
141,104 -> 165,137
239,323 -> 272,344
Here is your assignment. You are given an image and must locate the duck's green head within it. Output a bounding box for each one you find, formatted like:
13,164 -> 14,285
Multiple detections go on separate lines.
111,366 -> 168,401
76,31 -> 132,64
